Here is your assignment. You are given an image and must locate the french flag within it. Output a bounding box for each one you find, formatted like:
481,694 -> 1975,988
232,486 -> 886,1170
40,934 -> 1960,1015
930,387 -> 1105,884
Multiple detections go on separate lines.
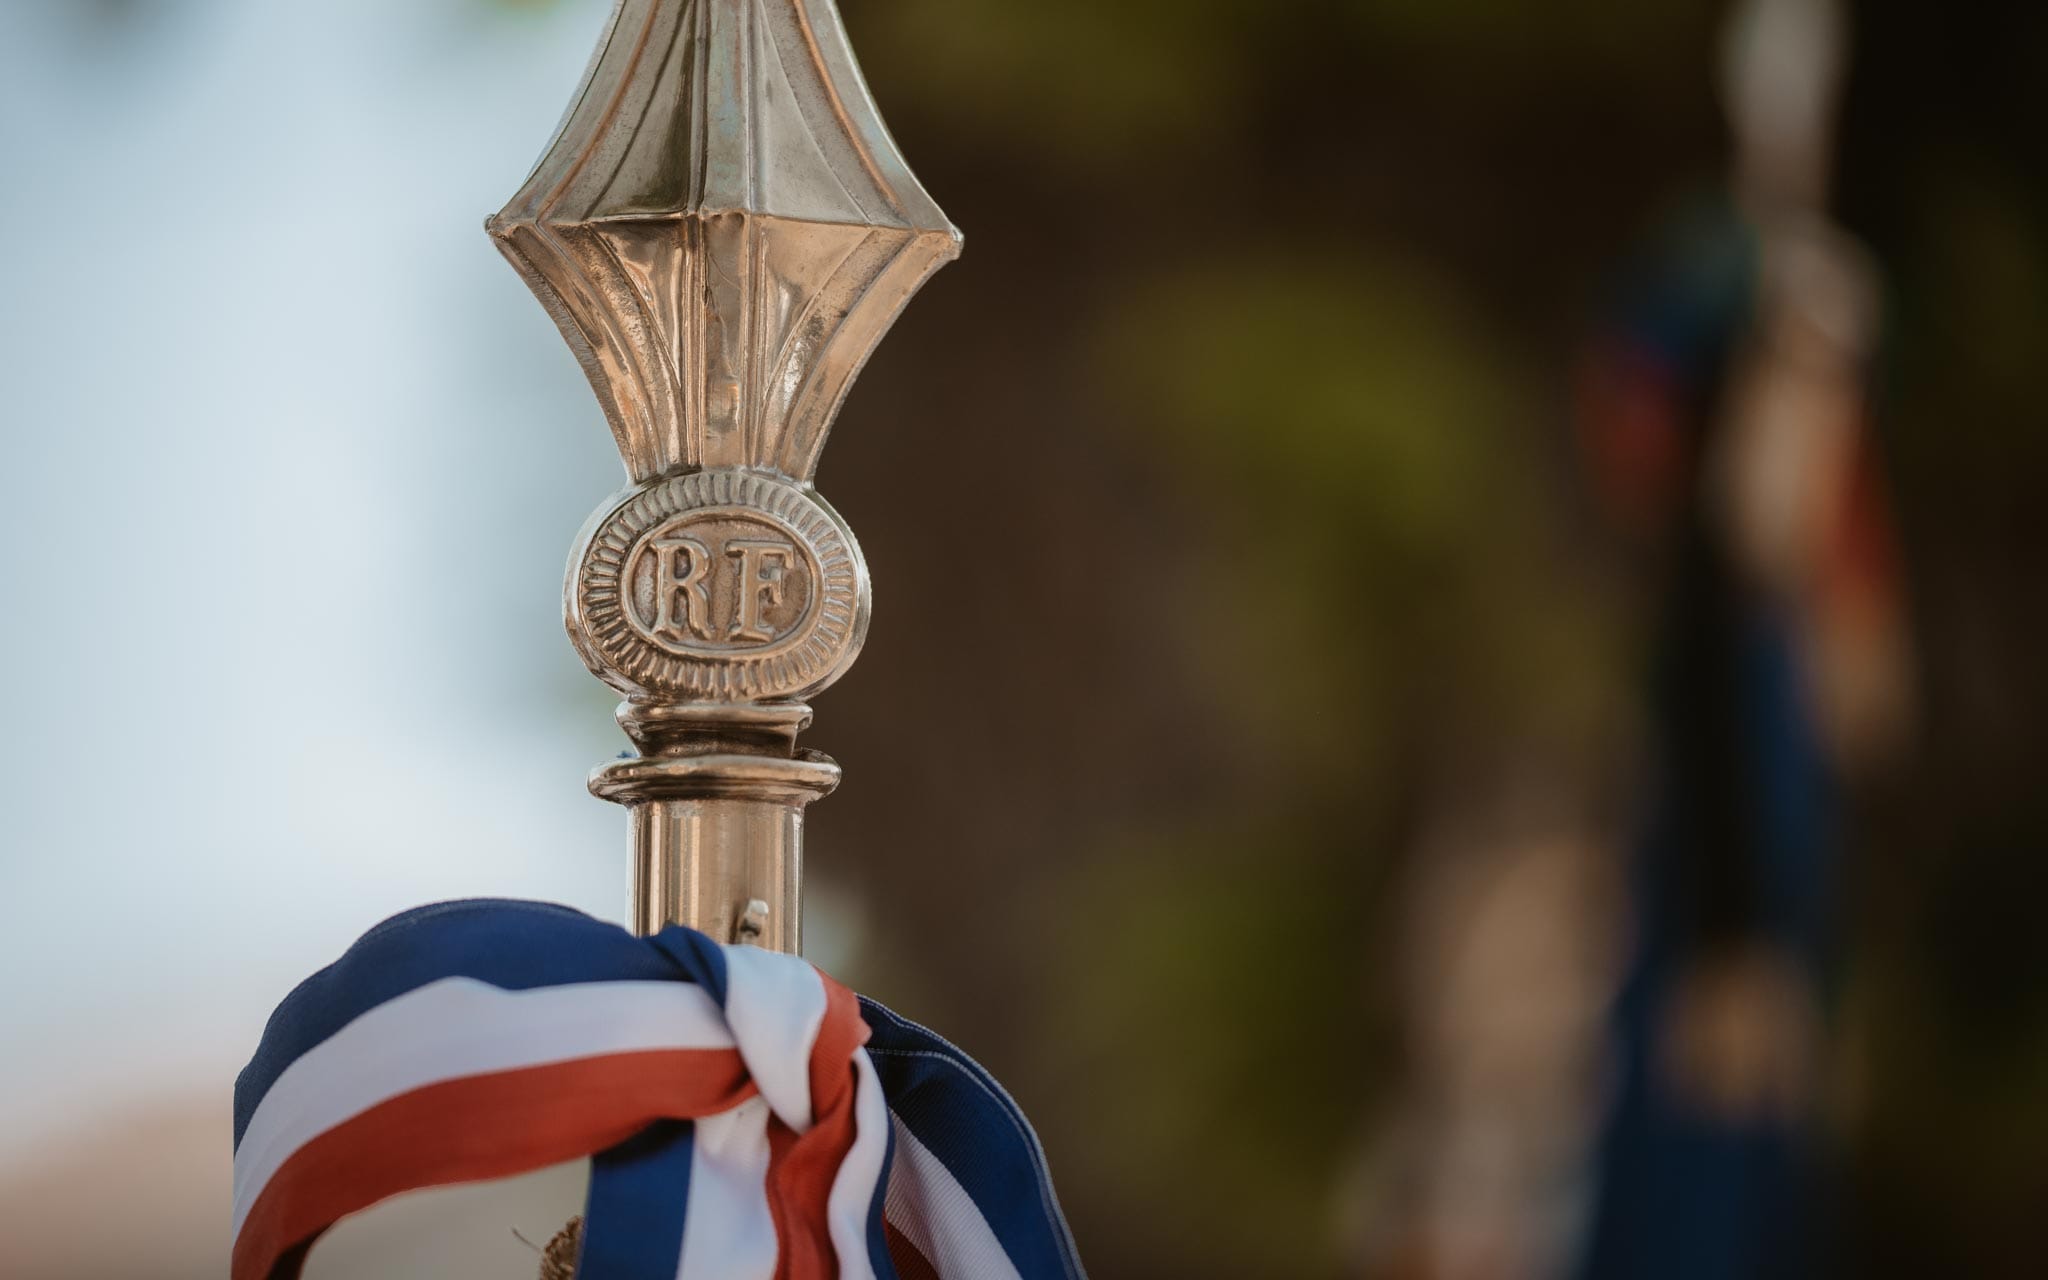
233,900 -> 1084,1280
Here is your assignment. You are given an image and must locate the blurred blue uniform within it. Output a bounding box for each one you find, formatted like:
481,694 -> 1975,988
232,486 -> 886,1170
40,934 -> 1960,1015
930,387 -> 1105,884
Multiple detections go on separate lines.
1575,197 -> 1843,1280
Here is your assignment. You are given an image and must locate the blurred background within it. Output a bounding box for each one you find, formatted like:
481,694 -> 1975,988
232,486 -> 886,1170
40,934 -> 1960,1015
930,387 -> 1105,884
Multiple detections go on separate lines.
1,0 -> 2044,1276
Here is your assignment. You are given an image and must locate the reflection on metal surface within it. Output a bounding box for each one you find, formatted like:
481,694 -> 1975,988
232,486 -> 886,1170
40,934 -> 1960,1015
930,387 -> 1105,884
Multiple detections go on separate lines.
490,0 -> 958,951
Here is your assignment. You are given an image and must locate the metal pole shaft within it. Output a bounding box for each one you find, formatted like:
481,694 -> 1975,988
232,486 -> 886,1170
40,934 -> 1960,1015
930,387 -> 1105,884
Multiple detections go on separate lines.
630,800 -> 804,948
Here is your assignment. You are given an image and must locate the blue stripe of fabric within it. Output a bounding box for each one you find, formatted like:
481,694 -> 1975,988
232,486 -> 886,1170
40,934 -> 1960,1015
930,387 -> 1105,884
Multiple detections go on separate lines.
859,998 -> 1086,1280
580,1118 -> 697,1280
647,924 -> 731,1009
556,927 -> 733,1280
234,900 -> 680,1145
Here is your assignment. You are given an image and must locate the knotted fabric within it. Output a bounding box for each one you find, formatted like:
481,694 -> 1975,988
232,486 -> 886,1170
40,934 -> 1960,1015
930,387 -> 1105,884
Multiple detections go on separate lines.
232,900 -> 1083,1280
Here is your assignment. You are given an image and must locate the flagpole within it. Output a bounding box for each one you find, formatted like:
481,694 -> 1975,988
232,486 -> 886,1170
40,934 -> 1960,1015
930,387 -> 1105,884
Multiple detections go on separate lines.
488,0 -> 959,953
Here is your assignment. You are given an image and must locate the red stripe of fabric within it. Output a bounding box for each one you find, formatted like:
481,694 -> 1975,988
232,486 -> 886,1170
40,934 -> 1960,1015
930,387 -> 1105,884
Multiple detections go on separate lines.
232,1048 -> 752,1280
763,972 -> 870,1280
884,1222 -> 941,1280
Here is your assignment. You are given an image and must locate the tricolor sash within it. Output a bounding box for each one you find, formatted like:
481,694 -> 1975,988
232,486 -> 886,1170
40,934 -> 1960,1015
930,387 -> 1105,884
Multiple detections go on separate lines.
233,900 -> 1083,1280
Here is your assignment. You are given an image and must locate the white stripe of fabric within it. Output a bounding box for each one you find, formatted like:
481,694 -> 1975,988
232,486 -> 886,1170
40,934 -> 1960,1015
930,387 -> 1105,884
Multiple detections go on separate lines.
884,1120 -> 1022,1280
718,944 -> 828,1132
232,977 -> 729,1240
674,1096 -> 778,1280
824,1049 -> 891,1280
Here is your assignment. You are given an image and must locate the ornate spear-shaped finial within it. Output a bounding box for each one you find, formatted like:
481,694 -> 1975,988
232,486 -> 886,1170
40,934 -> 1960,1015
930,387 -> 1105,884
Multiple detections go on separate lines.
488,0 -> 959,952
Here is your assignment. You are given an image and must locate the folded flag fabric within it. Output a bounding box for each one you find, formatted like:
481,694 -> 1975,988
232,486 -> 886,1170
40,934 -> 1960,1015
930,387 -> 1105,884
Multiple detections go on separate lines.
233,899 -> 1084,1280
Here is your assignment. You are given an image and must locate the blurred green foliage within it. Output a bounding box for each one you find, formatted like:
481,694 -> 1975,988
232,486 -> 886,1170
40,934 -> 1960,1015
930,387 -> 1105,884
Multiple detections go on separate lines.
1045,833 -> 1391,1274
1105,255 -> 1617,776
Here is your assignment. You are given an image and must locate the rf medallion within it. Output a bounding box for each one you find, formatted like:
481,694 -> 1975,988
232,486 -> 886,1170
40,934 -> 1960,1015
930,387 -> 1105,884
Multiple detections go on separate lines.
569,470 -> 869,703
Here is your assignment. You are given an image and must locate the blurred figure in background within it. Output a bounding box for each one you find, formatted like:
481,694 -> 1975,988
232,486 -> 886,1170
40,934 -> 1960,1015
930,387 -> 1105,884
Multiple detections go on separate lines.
1574,0 -> 1909,1276
1350,3 -> 1914,1278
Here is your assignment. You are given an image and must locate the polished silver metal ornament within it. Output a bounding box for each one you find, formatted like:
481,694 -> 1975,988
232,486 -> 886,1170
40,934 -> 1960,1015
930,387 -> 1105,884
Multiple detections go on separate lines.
489,0 -> 959,952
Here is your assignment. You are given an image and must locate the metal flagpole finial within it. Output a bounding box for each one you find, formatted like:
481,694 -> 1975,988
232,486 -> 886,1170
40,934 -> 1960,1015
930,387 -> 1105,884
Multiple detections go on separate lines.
488,0 -> 960,953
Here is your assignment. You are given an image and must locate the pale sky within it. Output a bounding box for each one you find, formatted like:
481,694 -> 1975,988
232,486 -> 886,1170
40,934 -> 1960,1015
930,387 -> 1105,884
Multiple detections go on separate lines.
0,0 -> 659,1155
